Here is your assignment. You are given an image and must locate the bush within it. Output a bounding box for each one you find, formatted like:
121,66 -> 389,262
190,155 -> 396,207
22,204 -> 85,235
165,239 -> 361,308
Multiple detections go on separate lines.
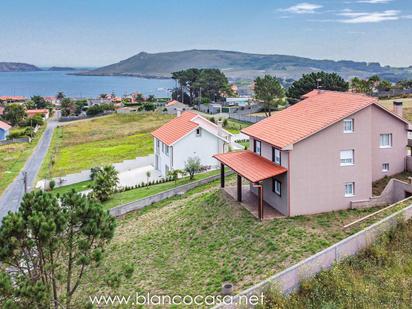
49,180 -> 56,191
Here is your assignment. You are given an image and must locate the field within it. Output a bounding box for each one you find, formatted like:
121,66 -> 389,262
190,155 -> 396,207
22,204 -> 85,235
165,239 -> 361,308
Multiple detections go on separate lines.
0,126 -> 45,195
379,98 -> 412,122
38,113 -> 174,178
73,179 -> 410,306
262,217 -> 412,308
224,118 -> 251,134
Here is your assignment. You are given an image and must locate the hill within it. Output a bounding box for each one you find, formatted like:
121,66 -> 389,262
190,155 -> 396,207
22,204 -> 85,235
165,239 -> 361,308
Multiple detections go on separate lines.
78,50 -> 412,81
47,66 -> 76,71
0,62 -> 41,72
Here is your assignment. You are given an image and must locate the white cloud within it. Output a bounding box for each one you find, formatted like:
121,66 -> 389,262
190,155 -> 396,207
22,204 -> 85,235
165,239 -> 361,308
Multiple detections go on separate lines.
357,0 -> 393,3
279,3 -> 323,14
338,9 -> 400,23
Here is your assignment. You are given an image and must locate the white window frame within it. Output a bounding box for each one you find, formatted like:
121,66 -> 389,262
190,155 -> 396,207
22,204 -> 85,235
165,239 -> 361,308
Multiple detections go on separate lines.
340,150 -> 354,166
273,148 -> 281,165
344,182 -> 355,197
382,163 -> 389,172
343,118 -> 354,133
254,140 -> 261,155
379,133 -> 392,148
273,179 -> 281,196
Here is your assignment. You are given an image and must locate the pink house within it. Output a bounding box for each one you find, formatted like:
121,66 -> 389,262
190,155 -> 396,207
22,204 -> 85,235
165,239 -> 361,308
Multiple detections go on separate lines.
214,91 -> 410,219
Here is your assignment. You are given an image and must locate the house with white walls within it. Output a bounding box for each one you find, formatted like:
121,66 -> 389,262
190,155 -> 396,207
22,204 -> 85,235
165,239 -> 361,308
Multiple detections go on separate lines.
151,111 -> 234,177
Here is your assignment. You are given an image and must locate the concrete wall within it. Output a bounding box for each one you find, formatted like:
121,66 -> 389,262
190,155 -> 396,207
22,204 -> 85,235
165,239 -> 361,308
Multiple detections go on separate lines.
407,156 -> 412,172
371,105 -> 408,181
213,200 -> 412,309
110,173 -> 228,217
0,136 -> 31,145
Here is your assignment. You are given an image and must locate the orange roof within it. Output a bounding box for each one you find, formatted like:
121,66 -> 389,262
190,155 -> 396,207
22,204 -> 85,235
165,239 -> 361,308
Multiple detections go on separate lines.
152,111 -> 199,145
0,120 -> 11,130
0,106 -> 4,115
242,91 -> 379,149
0,96 -> 26,101
27,109 -> 49,117
166,100 -> 181,107
213,150 -> 287,183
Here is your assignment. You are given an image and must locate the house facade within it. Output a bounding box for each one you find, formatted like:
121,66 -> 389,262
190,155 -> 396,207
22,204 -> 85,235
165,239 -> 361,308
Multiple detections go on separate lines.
215,91 -> 409,218
0,121 -> 11,141
151,111 -> 234,177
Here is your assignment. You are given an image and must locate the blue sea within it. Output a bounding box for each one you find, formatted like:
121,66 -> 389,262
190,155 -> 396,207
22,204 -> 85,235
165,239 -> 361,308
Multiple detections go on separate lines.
0,70 -> 176,98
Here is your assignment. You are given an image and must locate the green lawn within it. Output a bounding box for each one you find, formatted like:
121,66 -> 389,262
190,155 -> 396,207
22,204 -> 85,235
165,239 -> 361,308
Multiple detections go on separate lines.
102,169 -> 220,209
262,214 -> 412,308
51,180 -> 93,196
74,178 -> 411,307
224,118 -> 251,134
0,126 -> 45,195
38,113 -> 174,179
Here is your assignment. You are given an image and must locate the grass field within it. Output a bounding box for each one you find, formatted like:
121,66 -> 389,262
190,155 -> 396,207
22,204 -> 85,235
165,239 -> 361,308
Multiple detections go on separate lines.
224,119 -> 251,134
0,126 -> 45,195
74,179 -> 411,306
51,169 -> 220,210
262,216 -> 412,308
38,113 -> 174,179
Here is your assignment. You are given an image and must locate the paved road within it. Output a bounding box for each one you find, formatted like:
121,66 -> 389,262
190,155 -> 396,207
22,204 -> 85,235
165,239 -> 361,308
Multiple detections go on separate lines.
0,119 -> 58,222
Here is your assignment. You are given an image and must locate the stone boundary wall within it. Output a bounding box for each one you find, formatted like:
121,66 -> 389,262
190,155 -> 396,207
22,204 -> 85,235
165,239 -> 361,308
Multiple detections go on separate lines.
110,173 -> 229,217
0,137 -> 31,145
213,199 -> 412,309
59,111 -> 114,122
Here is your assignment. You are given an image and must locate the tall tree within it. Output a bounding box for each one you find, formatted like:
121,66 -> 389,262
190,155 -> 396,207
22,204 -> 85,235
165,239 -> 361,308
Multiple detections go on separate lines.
0,191 -> 116,308
60,98 -> 76,116
172,68 -> 200,105
287,72 -> 349,100
31,95 -> 48,109
3,104 -> 26,126
254,75 -> 285,116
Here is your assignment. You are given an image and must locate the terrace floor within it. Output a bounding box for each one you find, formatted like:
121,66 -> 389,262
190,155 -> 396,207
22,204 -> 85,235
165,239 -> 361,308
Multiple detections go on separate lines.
223,185 -> 284,220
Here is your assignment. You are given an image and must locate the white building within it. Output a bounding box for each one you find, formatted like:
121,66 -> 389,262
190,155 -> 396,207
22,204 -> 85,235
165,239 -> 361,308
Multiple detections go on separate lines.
151,111 -> 233,177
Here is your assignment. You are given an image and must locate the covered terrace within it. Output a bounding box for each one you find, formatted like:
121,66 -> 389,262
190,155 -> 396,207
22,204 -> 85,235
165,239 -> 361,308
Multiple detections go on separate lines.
213,150 -> 287,220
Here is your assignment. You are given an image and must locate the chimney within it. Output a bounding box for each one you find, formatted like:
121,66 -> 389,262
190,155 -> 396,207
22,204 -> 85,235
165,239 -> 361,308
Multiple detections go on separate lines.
393,101 -> 403,118
176,109 -> 182,117
217,119 -> 223,137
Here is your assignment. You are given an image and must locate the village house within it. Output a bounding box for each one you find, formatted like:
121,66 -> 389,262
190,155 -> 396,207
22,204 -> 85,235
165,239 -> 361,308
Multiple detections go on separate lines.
164,100 -> 190,115
26,109 -> 50,119
0,121 -> 11,141
151,111 -> 234,177
214,90 -> 410,219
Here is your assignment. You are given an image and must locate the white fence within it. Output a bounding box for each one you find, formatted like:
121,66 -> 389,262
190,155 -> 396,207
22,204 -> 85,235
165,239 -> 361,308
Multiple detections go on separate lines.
213,198 -> 412,308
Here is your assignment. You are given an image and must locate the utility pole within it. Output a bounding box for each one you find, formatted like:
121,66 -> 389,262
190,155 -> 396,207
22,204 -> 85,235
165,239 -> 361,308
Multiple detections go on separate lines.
23,171 -> 28,194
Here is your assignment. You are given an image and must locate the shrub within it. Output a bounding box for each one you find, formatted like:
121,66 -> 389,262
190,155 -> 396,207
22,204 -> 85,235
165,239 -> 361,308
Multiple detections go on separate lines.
49,180 -> 56,191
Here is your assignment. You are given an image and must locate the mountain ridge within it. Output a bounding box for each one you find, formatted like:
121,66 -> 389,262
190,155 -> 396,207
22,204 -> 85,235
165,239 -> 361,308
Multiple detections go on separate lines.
77,49 -> 412,81
0,62 -> 41,72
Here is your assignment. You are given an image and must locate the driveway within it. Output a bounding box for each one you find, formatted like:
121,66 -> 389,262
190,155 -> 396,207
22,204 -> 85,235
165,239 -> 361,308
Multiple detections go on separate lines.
0,118 -> 58,222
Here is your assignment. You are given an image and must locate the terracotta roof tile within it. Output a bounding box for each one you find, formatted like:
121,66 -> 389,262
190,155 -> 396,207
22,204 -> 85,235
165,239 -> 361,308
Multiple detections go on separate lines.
213,150 -> 287,183
0,120 -> 11,130
242,91 -> 378,148
151,111 -> 199,145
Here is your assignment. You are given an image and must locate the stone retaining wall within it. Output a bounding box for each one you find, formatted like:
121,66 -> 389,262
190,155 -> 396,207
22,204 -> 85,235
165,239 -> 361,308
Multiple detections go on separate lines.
110,173 -> 226,217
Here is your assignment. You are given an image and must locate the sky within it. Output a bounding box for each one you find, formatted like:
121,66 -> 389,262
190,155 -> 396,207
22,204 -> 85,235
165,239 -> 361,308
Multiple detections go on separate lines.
0,0 -> 411,67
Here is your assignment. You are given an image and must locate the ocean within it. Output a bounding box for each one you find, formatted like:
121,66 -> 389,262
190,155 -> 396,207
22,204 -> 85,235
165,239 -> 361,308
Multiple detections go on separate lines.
0,70 -> 176,98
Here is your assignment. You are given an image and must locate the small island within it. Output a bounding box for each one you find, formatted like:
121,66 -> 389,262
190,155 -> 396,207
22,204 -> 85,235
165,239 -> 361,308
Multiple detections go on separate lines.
47,66 -> 76,71
0,62 -> 41,72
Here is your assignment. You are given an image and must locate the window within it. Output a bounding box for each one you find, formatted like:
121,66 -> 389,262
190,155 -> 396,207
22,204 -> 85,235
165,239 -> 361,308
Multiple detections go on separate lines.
196,128 -> 201,136
380,134 -> 392,148
343,119 -> 354,133
382,163 -> 390,172
165,145 -> 169,156
273,179 -> 281,196
272,147 -> 281,165
161,142 -> 164,153
254,140 -> 261,155
340,150 -> 354,166
344,182 -> 355,197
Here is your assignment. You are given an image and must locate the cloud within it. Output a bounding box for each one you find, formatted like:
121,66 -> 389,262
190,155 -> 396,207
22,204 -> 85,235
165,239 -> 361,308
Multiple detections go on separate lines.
338,9 -> 400,23
279,3 -> 323,14
357,0 -> 393,3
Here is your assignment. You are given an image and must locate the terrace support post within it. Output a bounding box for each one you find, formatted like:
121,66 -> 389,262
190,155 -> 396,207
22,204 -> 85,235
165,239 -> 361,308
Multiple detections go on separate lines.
220,163 -> 225,188
257,183 -> 263,221
237,174 -> 242,202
